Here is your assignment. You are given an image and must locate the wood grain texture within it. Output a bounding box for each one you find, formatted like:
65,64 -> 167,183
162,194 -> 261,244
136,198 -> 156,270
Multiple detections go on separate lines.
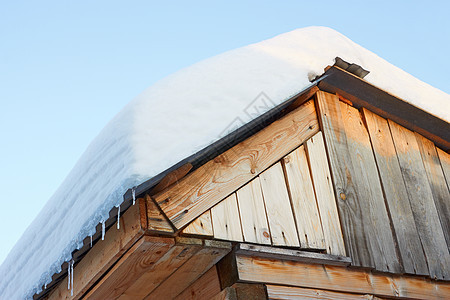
415,133 -> 450,249
316,91 -> 401,273
363,109 -> 428,275
151,163 -> 193,194
84,236 -> 174,300
182,210 -> 214,237
48,203 -> 145,300
389,120 -> 450,280
154,100 -> 319,229
236,255 -> 450,299
118,242 -> 202,300
266,285 -> 381,300
211,193 -> 243,242
235,243 -> 351,266
146,194 -> 173,233
259,162 -> 300,247
437,147 -> 450,189
282,145 -> 325,249
146,243 -> 231,299
174,266 -> 221,300
236,178 -> 271,245
305,132 -> 345,256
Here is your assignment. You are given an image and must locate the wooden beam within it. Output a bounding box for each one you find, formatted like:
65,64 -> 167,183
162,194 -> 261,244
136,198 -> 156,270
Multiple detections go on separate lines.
48,203 -> 146,300
316,91 -> 401,273
235,243 -> 351,267
266,285 -> 383,300
174,266 -> 221,300
211,283 -> 267,300
83,236 -> 174,299
437,147 -> 450,189
154,100 -> 319,229
118,238 -> 203,300
362,108 -> 428,276
151,163 -> 193,194
146,240 -> 232,299
236,255 -> 450,299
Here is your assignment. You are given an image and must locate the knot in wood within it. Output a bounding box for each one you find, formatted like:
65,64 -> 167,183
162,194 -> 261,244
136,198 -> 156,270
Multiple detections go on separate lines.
340,193 -> 346,200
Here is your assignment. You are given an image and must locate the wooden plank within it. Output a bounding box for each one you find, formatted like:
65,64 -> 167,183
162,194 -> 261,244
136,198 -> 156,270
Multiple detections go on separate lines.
416,133 -> 450,249
212,287 -> 237,300
437,147 -> 450,189
316,91 -> 401,273
304,132 -> 345,255
282,145 -> 325,249
118,240 -> 202,300
259,162 -> 300,247
146,241 -> 231,299
363,109 -> 428,275
182,210 -> 214,237
48,203 -> 146,300
151,162 -> 193,194
154,100 -> 319,229
211,193 -> 243,242
174,266 -> 221,300
146,194 -> 174,233
236,255 -> 450,299
267,285 -> 381,300
389,120 -> 450,279
235,243 -> 351,266
236,178 -> 271,245
83,236 -> 174,299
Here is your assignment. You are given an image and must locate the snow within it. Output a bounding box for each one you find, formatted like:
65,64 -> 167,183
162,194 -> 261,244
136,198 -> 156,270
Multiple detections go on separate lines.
0,26 -> 449,299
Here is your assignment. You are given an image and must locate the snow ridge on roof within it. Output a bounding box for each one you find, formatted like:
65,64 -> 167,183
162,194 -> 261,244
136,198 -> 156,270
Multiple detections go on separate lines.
1,26 -> 449,299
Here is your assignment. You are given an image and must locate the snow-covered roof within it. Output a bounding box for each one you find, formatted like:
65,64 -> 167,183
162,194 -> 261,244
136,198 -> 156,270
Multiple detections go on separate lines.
1,26 -> 449,299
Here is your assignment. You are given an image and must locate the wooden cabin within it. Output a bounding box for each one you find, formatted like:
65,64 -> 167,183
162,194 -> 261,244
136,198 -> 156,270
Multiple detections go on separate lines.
38,65 -> 449,299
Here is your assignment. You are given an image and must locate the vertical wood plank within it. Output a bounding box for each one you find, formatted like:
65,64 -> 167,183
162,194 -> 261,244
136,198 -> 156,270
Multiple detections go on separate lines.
182,210 -> 214,237
211,194 -> 244,242
437,147 -> 450,189
282,145 -> 325,250
259,162 -> 300,247
316,91 -> 401,273
236,178 -> 271,245
389,120 -> 450,279
363,109 -> 428,275
415,133 -> 450,249
305,132 -> 345,255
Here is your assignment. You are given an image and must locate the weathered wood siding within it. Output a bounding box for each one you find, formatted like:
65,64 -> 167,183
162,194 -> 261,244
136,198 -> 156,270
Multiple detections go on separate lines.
172,93 -> 449,280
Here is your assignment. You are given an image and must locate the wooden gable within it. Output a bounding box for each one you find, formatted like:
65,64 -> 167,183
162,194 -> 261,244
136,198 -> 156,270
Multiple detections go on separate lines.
44,87 -> 450,300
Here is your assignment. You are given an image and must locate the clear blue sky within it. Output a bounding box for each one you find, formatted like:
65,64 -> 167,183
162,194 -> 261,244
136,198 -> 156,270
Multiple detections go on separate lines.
0,1 -> 449,264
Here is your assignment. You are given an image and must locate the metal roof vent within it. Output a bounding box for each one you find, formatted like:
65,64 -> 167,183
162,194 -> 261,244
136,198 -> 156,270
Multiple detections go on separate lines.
334,57 -> 370,79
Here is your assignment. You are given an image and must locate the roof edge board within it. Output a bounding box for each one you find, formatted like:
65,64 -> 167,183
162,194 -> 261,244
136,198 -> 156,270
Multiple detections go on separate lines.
318,66 -> 450,152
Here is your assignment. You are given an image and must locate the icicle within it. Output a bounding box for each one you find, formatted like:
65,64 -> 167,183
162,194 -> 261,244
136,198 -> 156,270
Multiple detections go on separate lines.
117,205 -> 121,229
101,221 -> 106,240
44,283 -> 47,290
132,187 -> 136,205
70,260 -> 74,296
90,235 -> 93,247
67,261 -> 71,290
